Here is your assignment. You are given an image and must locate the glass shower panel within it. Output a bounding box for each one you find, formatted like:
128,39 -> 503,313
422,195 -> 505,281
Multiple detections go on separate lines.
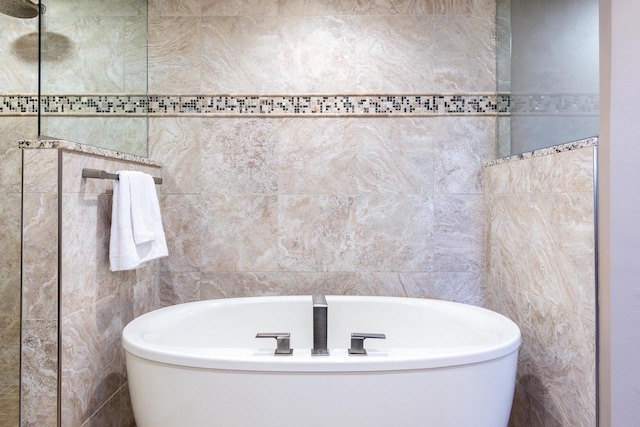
499,0 -> 600,155
39,0 -> 148,157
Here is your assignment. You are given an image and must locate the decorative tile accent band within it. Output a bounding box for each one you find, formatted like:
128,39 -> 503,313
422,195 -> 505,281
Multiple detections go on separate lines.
0,94 -> 598,116
1,95 -> 39,114
2,95 -> 509,116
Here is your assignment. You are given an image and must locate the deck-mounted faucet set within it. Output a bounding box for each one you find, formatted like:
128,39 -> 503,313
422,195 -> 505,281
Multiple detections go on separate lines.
256,294 -> 386,356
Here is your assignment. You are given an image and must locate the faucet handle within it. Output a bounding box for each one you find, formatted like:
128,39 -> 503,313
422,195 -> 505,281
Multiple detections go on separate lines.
256,333 -> 293,355
349,333 -> 386,356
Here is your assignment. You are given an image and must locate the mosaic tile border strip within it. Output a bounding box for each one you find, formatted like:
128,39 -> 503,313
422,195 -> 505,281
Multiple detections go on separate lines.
2,95 -> 509,116
1,94 -> 599,116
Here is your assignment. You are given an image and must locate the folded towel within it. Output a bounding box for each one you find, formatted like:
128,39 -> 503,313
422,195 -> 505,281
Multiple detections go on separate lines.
109,171 -> 168,271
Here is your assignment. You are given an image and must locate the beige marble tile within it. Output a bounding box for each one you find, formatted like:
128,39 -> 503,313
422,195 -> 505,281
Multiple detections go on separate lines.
0,347 -> 19,386
133,277 -> 160,318
403,271 -> 483,305
433,14 -> 496,93
0,194 -> 21,271
148,0 -> 200,16
201,118 -> 278,195
434,195 -> 485,273
278,16 -> 356,93
60,193 -> 129,315
355,118 -> 434,194
147,17 -> 202,93
42,116 -> 148,157
80,383 -> 135,427
124,17 -> 148,94
158,194 -> 204,272
354,15 -> 434,93
488,192 -> 595,320
352,273 -> 410,296
277,118 -> 356,195
21,319 -> 58,427
149,117 -> 202,195
61,287 -> 133,427
199,16 -> 280,93
515,288 -> 596,426
202,195 -> 278,271
201,272 -> 409,297
508,382 -> 563,427
488,278 -> 595,427
278,0 -> 432,15
435,117 -> 496,194
279,195 -> 356,272
23,148 -> 58,194
431,0 -> 495,17
0,118 -> 33,194
202,0 -> 278,16
159,271 -> 201,307
45,0 -> 146,17
22,193 -> 58,319
486,147 -> 595,195
0,268 -> 21,347
0,16 -> 38,93
42,17 -> 127,94
355,195 -> 433,272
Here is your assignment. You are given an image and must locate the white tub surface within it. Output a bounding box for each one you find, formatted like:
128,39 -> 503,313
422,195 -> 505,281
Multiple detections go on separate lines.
123,296 -> 521,427
123,295 -> 520,372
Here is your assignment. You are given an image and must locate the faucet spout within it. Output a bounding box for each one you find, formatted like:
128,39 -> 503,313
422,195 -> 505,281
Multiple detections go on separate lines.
312,294 -> 329,356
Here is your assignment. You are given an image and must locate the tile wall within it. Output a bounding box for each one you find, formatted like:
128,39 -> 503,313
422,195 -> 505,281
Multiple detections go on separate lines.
485,144 -> 596,426
0,10 -> 38,427
21,147 -> 162,427
149,0 -> 497,307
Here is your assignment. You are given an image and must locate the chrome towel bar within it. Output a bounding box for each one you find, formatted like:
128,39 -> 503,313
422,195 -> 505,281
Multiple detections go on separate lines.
81,168 -> 163,185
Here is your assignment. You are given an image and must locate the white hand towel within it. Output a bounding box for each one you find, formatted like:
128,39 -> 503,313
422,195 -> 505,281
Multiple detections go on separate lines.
109,171 -> 168,271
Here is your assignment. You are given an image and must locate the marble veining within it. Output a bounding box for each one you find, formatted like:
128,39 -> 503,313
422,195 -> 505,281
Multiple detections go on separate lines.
485,143 -> 596,426
19,139 -> 162,167
485,136 -> 598,167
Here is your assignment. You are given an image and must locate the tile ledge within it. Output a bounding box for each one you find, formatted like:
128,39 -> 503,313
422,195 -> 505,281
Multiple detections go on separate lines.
485,136 -> 598,167
19,139 -> 162,167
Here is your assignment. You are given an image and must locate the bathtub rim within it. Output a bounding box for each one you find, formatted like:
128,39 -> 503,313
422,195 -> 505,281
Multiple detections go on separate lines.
123,295 -> 522,373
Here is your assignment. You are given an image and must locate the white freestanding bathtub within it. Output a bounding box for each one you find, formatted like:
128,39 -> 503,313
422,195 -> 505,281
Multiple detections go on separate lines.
123,295 -> 521,427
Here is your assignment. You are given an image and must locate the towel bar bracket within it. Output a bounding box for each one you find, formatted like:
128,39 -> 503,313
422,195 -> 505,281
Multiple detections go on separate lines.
82,168 -> 163,185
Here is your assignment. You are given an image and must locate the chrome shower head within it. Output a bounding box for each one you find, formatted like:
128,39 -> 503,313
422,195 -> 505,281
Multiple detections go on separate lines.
0,0 -> 40,19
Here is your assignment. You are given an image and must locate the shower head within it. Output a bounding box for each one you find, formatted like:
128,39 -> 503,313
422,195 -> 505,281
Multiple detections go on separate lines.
0,0 -> 40,19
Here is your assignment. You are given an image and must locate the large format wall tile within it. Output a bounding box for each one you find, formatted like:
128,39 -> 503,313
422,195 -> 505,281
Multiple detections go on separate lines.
278,118 -> 355,195
22,193 -> 58,320
354,15 -> 434,93
202,118 -> 279,195
203,195 -> 279,271
486,145 -> 596,427
21,319 -> 58,427
148,16 -> 202,94
433,14 -> 496,93
158,194 -> 204,273
355,118 -> 434,194
355,194 -> 433,271
435,117 -> 496,194
279,195 -> 357,272
200,16 -> 281,93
